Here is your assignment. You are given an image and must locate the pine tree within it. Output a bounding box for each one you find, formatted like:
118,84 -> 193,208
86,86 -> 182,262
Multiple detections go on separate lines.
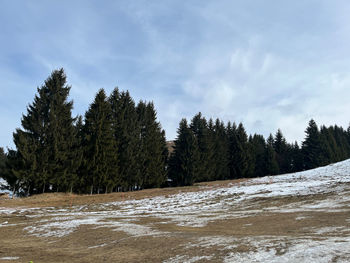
0,147 -> 6,178
190,113 -> 215,182
273,129 -> 291,174
136,101 -> 167,188
83,89 -> 119,194
265,134 -> 279,175
233,123 -> 250,178
13,69 -> 78,194
168,119 -> 200,186
212,119 -> 229,180
319,126 -> 337,164
227,122 -> 238,179
302,119 -> 323,170
290,141 -> 303,172
250,134 -> 267,177
109,89 -> 140,191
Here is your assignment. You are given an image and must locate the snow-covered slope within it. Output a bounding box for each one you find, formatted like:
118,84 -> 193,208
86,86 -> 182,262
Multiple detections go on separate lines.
1,159 -> 350,262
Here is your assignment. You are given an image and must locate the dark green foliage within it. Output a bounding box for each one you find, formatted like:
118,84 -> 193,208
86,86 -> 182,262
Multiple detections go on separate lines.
227,122 -> 237,179
211,119 -> 229,180
319,126 -> 337,164
250,134 -> 267,177
6,68 -> 350,196
228,123 -> 251,178
273,129 -> 292,174
12,69 -> 78,194
109,89 -> 140,191
290,142 -> 303,172
82,89 -> 119,194
302,119 -> 323,170
265,134 -> 279,175
2,150 -> 23,194
190,113 -> 215,182
168,119 -> 200,186
0,147 -> 6,178
137,101 -> 167,188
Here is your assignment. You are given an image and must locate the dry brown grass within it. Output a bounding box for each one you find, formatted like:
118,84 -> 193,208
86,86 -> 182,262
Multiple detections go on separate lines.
0,178 -> 349,262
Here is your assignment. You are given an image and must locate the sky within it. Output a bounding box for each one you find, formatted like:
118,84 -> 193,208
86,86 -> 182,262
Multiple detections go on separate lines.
1,0 -> 350,149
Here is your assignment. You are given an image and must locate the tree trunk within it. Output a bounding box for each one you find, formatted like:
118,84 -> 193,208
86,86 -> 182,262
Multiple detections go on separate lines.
90,185 -> 93,195
42,183 -> 45,193
105,186 -> 108,194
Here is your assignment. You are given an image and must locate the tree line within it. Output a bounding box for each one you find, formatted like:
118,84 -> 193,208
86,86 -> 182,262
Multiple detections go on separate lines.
168,113 -> 350,186
0,69 -> 167,195
1,69 -> 350,194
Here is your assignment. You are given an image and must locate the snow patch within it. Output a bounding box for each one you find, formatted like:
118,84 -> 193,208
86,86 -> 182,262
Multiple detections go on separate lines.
0,257 -> 20,260
163,255 -> 213,263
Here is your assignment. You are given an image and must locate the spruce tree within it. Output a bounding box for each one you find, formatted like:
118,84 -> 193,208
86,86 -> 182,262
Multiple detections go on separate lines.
0,147 -> 6,178
136,101 -> 167,188
212,119 -> 229,180
232,123 -> 250,178
290,141 -> 303,172
190,113 -> 215,182
273,129 -> 291,174
302,119 -> 323,170
265,134 -> 279,175
227,122 -> 238,179
109,89 -> 140,191
83,89 -> 119,194
13,69 -> 78,194
250,134 -> 267,177
319,126 -> 337,164
168,119 -> 200,186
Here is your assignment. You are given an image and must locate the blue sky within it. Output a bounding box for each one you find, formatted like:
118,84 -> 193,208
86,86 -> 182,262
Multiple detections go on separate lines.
1,0 -> 350,148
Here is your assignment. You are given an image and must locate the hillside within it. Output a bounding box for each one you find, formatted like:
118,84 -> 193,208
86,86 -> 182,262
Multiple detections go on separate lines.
0,160 -> 350,262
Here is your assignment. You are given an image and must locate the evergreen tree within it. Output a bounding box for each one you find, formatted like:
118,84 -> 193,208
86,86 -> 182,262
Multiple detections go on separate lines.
302,119 -> 323,170
250,134 -> 267,177
13,69 -> 78,194
273,129 -> 292,174
212,119 -> 229,180
0,147 -> 6,178
2,150 -> 23,195
265,134 -> 279,175
109,89 -> 140,191
168,119 -> 200,186
136,101 -> 167,188
233,123 -> 250,178
290,141 -> 303,172
333,125 -> 350,160
227,122 -> 237,179
319,126 -> 337,164
190,113 -> 215,182
83,89 -> 119,194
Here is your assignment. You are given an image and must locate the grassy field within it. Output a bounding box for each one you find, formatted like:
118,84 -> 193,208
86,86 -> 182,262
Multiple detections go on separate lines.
1,161 -> 350,262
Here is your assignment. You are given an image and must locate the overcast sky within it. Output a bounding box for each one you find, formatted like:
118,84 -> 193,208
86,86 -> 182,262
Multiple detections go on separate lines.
1,0 -> 350,148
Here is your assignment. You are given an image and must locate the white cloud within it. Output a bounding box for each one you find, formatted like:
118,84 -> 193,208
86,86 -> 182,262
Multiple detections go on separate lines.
1,0 -> 350,146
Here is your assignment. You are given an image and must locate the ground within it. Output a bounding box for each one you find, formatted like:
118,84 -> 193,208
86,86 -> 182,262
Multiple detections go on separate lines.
1,160 -> 350,262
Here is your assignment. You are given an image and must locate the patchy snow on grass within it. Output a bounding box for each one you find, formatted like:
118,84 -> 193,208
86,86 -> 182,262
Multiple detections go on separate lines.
1,159 -> 350,261
222,236 -> 350,263
0,257 -> 20,260
163,255 -> 213,263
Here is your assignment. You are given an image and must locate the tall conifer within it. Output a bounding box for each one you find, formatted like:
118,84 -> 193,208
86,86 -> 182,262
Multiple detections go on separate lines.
168,119 -> 200,186
83,89 -> 119,194
13,69 -> 77,194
